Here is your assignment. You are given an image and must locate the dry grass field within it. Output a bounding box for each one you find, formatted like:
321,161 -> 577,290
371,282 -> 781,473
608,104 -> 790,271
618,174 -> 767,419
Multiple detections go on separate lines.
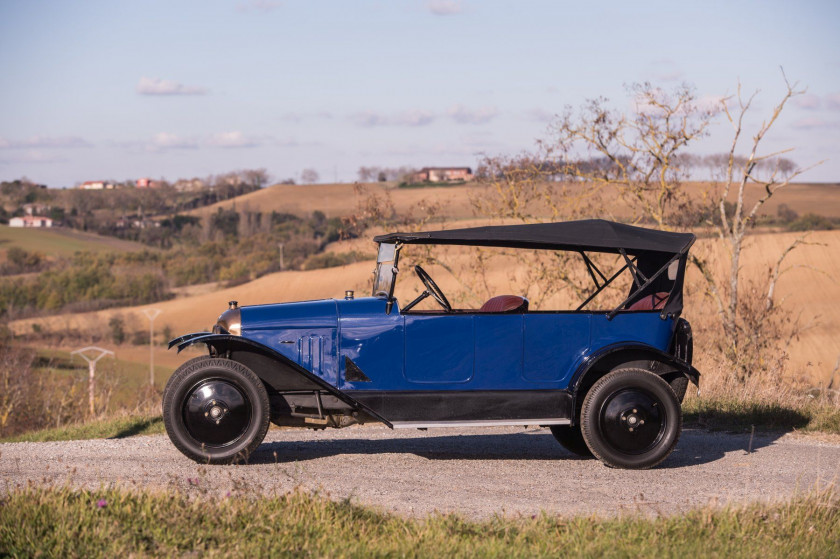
185,181 -> 477,221
185,181 -> 840,222
11,229 -> 840,386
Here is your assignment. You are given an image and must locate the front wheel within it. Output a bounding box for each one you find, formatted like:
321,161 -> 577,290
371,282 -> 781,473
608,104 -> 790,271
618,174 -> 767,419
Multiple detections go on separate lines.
581,368 -> 681,469
163,357 -> 270,464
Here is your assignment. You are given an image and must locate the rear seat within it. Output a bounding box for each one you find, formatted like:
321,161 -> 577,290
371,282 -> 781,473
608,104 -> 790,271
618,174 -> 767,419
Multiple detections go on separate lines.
478,295 -> 529,313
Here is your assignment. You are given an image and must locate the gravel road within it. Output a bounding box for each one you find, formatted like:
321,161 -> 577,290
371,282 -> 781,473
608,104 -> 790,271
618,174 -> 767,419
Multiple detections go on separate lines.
2,426 -> 838,518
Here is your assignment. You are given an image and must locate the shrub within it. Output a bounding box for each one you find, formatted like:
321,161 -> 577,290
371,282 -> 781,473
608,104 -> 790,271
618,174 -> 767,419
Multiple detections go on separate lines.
108,316 -> 125,344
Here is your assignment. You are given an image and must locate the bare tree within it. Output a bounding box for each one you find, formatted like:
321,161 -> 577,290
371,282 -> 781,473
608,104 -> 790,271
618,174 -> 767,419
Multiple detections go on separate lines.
690,76 -> 820,371
301,168 -> 320,184
473,76 -> 819,375
242,168 -> 271,189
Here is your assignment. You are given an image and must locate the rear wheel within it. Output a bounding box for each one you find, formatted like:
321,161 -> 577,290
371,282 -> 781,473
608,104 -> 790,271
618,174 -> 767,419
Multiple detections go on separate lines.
163,357 -> 270,464
581,368 -> 681,469
549,424 -> 593,457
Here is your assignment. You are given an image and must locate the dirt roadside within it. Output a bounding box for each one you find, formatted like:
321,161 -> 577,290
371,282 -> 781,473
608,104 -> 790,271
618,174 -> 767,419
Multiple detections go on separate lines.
2,426 -> 838,519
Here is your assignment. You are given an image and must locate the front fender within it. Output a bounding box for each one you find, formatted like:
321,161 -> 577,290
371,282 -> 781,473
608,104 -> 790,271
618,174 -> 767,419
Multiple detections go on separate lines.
168,332 -> 392,427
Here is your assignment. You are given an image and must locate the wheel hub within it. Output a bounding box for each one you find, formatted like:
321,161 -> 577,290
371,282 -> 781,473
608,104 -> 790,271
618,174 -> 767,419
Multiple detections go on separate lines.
600,389 -> 665,454
182,380 -> 251,448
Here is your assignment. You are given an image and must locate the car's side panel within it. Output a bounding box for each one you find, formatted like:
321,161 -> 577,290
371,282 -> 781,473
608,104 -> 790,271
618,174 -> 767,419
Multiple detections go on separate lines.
474,314 -> 523,385
404,314 -> 474,383
337,298 -> 405,390
523,314 -> 591,384
242,300 -> 340,386
345,389 -> 572,425
589,313 -> 674,352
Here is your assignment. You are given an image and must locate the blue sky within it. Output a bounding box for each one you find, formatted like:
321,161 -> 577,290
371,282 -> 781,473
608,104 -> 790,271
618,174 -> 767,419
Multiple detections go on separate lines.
1,0 -> 838,187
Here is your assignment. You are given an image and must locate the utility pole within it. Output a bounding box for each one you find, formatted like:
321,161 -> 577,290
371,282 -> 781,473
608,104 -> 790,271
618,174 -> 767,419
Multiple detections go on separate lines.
143,308 -> 162,387
71,347 -> 114,417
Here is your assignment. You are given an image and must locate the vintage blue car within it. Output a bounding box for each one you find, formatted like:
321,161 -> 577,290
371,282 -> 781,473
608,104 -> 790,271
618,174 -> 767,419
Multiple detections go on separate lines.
164,219 -> 699,469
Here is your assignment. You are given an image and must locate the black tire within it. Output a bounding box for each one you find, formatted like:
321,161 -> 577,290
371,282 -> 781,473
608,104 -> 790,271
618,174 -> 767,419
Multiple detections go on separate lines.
581,368 -> 681,469
549,424 -> 593,457
163,357 -> 270,464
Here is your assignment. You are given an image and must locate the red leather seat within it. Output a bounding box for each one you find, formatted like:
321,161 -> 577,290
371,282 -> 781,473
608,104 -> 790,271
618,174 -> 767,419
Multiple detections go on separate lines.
478,295 -> 529,313
628,292 -> 670,311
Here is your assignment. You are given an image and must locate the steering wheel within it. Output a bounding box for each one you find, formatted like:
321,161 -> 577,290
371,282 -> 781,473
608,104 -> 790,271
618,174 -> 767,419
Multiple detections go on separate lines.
402,265 -> 452,312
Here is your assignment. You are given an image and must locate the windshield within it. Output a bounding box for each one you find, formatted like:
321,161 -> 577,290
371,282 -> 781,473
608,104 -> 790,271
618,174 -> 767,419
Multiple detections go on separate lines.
372,243 -> 398,297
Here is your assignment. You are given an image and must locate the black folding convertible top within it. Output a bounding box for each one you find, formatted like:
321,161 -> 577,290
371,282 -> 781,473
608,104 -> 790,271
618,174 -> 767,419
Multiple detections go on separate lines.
375,220 -> 696,317
373,219 -> 695,256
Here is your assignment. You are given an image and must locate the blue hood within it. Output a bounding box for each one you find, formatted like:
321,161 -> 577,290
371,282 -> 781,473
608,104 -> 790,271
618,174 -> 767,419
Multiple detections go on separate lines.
241,299 -> 339,332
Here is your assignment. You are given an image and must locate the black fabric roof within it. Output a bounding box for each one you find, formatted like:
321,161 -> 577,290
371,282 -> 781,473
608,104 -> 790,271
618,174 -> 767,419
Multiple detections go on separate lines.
374,219 -> 695,255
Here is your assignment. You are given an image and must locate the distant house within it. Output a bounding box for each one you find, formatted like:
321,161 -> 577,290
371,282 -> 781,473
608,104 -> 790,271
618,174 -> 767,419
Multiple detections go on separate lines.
173,178 -> 206,192
80,181 -> 113,190
22,203 -> 49,216
136,177 -> 162,189
9,216 -> 53,228
411,167 -> 473,183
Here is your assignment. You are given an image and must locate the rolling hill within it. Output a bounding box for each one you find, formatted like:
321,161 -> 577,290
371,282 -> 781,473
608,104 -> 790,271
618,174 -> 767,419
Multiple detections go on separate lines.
0,225 -> 149,260
11,230 -> 840,387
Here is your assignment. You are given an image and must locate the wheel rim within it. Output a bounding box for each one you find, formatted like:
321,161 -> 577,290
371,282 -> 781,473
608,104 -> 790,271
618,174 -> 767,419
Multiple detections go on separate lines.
182,379 -> 252,448
598,388 -> 666,455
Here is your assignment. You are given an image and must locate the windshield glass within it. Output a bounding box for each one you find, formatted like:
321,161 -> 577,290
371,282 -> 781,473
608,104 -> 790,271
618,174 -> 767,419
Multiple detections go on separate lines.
372,243 -> 398,297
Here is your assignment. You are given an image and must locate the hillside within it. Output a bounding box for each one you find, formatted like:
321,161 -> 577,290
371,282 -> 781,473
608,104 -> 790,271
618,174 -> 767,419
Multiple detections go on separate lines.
184,181 -> 840,222
11,229 -> 840,386
0,225 -> 149,260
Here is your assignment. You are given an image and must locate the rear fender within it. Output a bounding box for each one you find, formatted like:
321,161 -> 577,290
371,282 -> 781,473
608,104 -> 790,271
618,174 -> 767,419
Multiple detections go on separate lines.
568,343 -> 700,425
169,333 -> 392,426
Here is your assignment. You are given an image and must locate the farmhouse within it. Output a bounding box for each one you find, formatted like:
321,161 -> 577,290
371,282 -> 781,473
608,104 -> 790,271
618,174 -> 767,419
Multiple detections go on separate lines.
21,203 -> 49,216
411,167 -> 473,183
80,181 -> 114,190
136,177 -> 163,188
9,216 -> 53,228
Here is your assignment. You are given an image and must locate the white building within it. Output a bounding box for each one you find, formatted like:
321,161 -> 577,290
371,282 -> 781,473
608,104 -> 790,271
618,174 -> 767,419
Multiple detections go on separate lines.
9,216 -> 53,228
80,181 -> 113,190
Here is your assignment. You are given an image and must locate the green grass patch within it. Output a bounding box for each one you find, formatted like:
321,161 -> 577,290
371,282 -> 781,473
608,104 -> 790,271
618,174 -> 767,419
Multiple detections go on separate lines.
0,224 -> 144,258
1,486 -> 836,557
684,397 -> 840,434
0,415 -> 163,443
33,347 -> 174,403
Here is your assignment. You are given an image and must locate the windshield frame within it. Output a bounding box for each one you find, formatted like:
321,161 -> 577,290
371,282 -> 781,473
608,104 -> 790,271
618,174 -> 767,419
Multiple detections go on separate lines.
372,242 -> 401,307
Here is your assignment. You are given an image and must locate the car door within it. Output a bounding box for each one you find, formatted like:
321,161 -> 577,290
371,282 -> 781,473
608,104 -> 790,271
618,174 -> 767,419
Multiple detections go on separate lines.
404,314 -> 474,384
523,313 -> 591,386
473,313 -> 524,389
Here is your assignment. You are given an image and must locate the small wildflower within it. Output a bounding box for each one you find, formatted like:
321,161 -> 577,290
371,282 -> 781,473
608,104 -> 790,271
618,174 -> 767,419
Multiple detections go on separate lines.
188,478 -> 199,486
96,499 -> 107,509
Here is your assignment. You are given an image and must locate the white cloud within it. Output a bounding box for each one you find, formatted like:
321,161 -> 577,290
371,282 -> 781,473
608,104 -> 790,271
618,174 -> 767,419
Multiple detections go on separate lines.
427,1 -> 463,16
394,109 -> 435,126
352,110 -> 435,127
280,111 -> 334,123
652,70 -> 684,82
136,77 -> 208,96
447,104 -> 498,124
827,92 -> 840,111
150,132 -> 198,150
793,93 -> 821,110
526,109 -> 555,123
0,136 -> 92,149
791,117 -> 838,130
352,111 -> 389,127
0,151 -> 67,164
207,131 -> 261,148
